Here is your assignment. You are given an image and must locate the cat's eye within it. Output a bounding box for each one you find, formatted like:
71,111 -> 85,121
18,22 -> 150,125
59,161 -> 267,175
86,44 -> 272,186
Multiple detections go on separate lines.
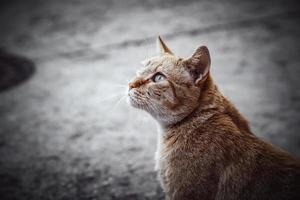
152,72 -> 166,82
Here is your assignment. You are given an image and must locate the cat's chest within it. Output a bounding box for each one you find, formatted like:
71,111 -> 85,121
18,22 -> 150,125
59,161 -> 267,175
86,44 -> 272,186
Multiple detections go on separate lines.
154,137 -> 173,191
154,127 -> 169,171
154,142 -> 171,171
154,127 -> 178,176
154,130 -> 163,171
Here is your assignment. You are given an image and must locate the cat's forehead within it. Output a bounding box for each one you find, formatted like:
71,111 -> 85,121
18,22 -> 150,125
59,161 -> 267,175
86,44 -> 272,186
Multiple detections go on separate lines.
137,55 -> 181,76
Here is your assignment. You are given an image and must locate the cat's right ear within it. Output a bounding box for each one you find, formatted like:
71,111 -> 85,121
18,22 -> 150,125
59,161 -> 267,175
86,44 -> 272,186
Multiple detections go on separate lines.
184,46 -> 211,86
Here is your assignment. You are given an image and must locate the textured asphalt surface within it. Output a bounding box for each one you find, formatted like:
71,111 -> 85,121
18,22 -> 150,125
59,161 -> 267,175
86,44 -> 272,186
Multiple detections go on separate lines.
0,0 -> 300,199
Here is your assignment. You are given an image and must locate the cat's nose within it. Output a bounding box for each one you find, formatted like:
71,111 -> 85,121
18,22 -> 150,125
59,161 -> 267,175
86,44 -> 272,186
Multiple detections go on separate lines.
128,82 -> 136,90
128,78 -> 146,89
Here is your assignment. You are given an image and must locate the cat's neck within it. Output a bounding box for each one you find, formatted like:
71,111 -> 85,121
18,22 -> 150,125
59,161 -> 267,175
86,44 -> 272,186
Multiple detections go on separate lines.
159,75 -> 252,136
159,75 -> 223,131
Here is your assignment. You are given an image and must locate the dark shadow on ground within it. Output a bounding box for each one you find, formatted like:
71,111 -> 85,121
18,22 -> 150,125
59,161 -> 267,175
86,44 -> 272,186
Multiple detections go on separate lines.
0,49 -> 35,92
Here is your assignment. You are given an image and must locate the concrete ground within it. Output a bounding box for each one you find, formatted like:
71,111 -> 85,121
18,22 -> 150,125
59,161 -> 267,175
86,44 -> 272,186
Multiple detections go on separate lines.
0,0 -> 299,199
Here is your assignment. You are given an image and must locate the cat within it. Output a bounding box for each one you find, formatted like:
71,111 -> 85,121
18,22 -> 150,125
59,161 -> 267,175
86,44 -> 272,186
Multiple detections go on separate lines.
127,36 -> 300,200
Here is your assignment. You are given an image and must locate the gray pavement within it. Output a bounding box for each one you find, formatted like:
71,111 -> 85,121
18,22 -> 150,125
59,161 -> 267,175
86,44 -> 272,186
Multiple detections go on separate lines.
0,0 -> 300,199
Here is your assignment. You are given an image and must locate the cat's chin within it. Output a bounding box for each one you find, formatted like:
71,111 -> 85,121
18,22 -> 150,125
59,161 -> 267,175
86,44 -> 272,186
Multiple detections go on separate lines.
127,95 -> 144,110
127,96 -> 137,107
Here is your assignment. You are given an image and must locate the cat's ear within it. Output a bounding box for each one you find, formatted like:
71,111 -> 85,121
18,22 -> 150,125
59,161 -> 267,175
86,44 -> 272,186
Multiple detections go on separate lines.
184,46 -> 211,86
157,36 -> 174,55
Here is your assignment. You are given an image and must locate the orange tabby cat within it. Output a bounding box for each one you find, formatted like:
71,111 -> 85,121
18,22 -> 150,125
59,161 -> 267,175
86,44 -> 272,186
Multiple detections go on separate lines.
127,36 -> 300,200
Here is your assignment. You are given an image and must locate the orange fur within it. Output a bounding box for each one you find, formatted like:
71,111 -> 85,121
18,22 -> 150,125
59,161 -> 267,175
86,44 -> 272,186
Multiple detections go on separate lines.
128,37 -> 300,200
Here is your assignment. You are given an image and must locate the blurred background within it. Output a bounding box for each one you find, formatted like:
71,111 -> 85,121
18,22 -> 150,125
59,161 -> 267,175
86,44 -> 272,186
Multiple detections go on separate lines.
0,0 -> 299,199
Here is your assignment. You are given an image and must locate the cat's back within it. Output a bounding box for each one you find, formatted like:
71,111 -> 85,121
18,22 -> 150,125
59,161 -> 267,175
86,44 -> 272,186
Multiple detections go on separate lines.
160,113 -> 300,200
198,114 -> 300,200
216,145 -> 300,200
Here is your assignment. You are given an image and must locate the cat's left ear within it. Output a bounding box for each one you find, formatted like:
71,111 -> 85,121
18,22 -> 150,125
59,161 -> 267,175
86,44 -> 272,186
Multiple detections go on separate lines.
157,36 -> 174,55
184,46 -> 211,86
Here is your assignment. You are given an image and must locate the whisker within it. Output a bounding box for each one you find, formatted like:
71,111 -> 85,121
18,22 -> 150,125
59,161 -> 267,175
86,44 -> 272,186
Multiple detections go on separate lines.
112,95 -> 127,111
99,94 -> 127,126
108,84 -> 128,88
98,92 -> 125,103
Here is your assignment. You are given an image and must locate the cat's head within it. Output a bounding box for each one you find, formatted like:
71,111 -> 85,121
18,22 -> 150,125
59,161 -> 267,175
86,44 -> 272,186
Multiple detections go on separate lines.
127,36 -> 211,125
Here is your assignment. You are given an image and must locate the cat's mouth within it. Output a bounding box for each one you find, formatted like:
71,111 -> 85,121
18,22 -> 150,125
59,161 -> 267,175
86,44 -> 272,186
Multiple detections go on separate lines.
127,88 -> 146,109
127,89 -> 139,108
127,94 -> 139,108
